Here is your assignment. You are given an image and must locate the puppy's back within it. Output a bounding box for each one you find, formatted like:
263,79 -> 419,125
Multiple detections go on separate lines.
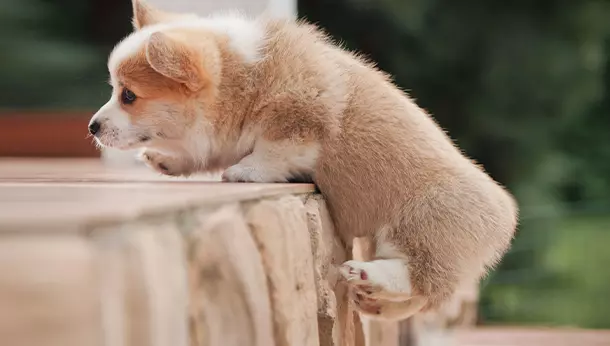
308,27 -> 518,308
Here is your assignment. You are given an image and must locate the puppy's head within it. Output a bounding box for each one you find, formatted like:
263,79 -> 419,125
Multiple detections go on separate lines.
89,0 -> 220,150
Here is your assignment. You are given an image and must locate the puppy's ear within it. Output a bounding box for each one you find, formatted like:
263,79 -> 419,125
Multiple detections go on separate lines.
132,0 -> 162,29
145,31 -> 220,92
132,0 -> 196,30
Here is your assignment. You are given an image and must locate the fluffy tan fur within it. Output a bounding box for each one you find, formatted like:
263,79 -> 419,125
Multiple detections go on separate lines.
90,0 -> 518,320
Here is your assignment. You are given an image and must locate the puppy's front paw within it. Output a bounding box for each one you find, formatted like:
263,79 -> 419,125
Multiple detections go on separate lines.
221,164 -> 288,183
140,151 -> 192,177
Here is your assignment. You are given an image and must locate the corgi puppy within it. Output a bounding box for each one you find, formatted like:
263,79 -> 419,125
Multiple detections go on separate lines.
89,0 -> 518,320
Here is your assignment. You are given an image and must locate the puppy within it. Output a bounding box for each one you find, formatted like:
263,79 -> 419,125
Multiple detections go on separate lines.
89,0 -> 518,320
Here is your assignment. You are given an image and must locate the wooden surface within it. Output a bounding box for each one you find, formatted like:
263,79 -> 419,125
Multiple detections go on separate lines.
0,158 -> 354,346
454,327 -> 610,346
0,159 -> 314,230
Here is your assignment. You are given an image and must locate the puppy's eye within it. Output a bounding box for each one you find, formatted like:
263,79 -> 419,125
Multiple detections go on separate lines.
121,88 -> 137,104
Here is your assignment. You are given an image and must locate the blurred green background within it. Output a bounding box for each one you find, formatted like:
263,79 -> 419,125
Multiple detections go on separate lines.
2,0 -> 610,328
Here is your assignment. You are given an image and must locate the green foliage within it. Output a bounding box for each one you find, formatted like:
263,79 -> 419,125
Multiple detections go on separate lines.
300,0 -> 610,328
0,0 -> 111,110
482,213 -> 610,328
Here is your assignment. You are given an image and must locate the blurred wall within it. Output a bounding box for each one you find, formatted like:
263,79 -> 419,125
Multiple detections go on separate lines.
147,0 -> 296,18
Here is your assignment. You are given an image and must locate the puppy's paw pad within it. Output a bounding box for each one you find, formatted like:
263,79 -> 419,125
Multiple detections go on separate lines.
340,261 -> 381,297
340,261 -> 369,282
157,162 -> 169,172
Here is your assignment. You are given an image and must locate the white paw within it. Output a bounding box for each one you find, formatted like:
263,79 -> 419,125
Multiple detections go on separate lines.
340,259 -> 415,318
221,164 -> 288,183
340,260 -> 425,319
140,150 -> 192,177
339,262 -> 384,316
340,261 -> 383,296
341,261 -> 385,315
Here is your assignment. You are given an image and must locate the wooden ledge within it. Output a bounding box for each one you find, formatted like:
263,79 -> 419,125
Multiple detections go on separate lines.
0,159 -> 315,231
454,327 -> 610,346
0,158 -> 352,346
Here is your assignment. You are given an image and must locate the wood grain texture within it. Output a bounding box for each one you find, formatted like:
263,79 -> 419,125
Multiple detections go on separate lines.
0,236 -> 101,346
92,219 -> 189,346
304,195 -> 354,346
188,204 -> 275,346
245,196 -> 320,346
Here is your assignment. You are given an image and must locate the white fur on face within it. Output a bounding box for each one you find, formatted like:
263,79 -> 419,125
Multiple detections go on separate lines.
94,10 -> 267,165
94,12 -> 266,154
90,97 -> 138,149
93,97 -> 208,154
108,12 -> 265,76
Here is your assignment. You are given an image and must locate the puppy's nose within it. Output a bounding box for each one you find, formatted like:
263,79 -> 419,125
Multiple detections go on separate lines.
88,121 -> 101,136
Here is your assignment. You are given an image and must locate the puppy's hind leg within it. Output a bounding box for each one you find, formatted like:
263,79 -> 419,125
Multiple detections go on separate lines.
349,291 -> 428,321
340,235 -> 427,320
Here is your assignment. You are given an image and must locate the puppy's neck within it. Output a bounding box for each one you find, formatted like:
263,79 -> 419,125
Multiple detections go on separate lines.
160,15 -> 268,171
171,100 -> 257,172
